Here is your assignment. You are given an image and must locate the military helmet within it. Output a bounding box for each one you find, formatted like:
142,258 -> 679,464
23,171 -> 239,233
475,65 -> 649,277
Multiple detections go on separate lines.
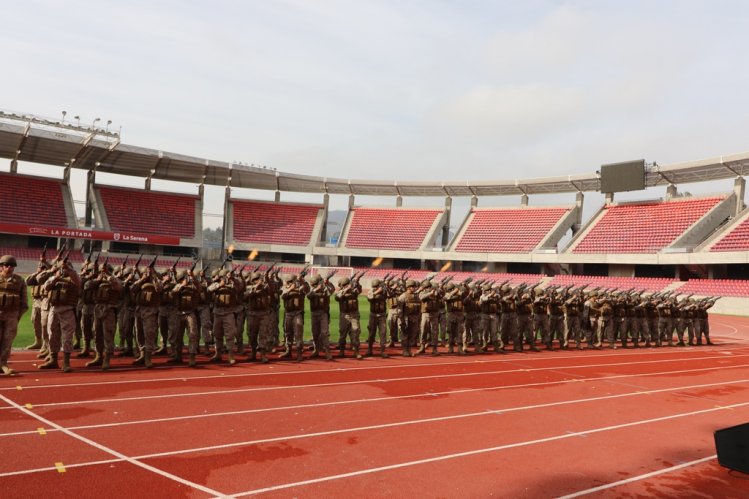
251,272 -> 262,281
211,269 -> 221,278
219,269 -> 230,277
535,287 -> 545,295
338,277 -> 351,286
309,274 -> 322,284
421,280 -> 432,288
406,279 -> 417,288
371,278 -> 381,287
0,255 -> 17,267
501,284 -> 511,293
176,270 -> 188,281
285,274 -> 297,283
444,282 -> 455,291
482,283 -> 492,291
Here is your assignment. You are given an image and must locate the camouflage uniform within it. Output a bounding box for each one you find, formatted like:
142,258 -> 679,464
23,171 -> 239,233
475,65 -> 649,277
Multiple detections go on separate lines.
478,284 -> 502,353
172,271 -> 203,366
245,272 -> 273,362
91,269 -> 123,369
366,279 -> 389,357
280,276 -> 308,361
336,277 -> 363,358
307,274 -> 334,360
657,299 -> 675,346
25,264 -> 52,356
132,268 -> 163,367
42,263 -> 81,371
595,296 -> 615,348
463,285 -> 481,350
564,293 -> 584,349
547,292 -> 565,349
531,291 -> 550,348
0,256 -> 28,375
516,292 -> 537,351
499,287 -> 519,351
208,270 -> 244,364
418,281 -> 440,355
397,280 -> 421,356
386,280 -> 404,346
443,282 -> 466,354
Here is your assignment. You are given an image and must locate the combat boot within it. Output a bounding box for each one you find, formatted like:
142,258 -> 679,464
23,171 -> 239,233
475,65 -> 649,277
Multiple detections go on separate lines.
310,349 -> 320,359
325,348 -> 333,361
338,346 -> 346,358
447,344 -> 454,354
228,351 -> 236,365
62,353 -> 72,373
76,343 -> 91,358
248,349 -> 257,362
354,348 -> 363,360
296,347 -> 304,362
530,344 -> 540,352
37,348 -> 49,359
260,352 -> 270,364
102,353 -> 111,371
278,346 -> 291,360
86,354 -> 103,367
365,342 -> 374,357
431,346 -> 440,356
144,351 -> 153,369
132,351 -> 146,365
1,364 -> 16,376
380,346 -> 389,359
26,340 -> 42,350
416,344 -> 426,355
188,354 -> 197,368
39,353 -> 59,370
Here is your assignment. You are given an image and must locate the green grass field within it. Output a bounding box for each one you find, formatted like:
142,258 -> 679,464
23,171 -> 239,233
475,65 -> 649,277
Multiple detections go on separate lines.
13,286 -> 373,348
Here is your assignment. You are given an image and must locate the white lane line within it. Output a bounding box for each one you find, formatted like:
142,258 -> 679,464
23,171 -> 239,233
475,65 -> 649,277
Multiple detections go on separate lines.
5,345 -> 745,391
1,376 -> 746,478
0,394 -> 226,497
558,455 -> 718,498
228,402 -> 749,497
4,353 -> 748,411
2,362 -> 748,438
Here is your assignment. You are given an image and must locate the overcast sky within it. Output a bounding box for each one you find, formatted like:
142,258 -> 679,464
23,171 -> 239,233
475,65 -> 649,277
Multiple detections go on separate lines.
3,0 -> 749,228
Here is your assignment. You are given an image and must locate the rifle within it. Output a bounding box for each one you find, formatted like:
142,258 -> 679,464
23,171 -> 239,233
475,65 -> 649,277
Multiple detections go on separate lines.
325,269 -> 338,282
147,255 -> 158,272
400,270 -> 408,281
133,254 -> 144,276
265,262 -> 277,275
299,264 -> 312,279
190,259 -> 199,273
100,255 -> 109,275
121,255 -> 129,270
170,256 -> 182,273
382,272 -> 392,282
85,248 -> 94,266
54,241 -> 67,262
353,270 -> 367,283
40,242 -> 48,262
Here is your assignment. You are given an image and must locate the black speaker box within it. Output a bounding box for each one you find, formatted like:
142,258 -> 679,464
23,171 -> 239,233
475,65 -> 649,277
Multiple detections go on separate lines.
714,422 -> 749,474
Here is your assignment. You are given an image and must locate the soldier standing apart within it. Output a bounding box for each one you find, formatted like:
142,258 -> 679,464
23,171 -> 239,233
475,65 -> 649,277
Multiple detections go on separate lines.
397,279 -> 421,357
418,281 -> 441,356
443,282 -> 466,355
280,275 -> 308,361
336,276 -> 363,359
0,255 -> 28,375
306,273 -> 334,360
208,269 -> 243,365
695,297 -> 716,345
172,269 -> 203,367
41,259 -> 81,372
366,279 -> 389,358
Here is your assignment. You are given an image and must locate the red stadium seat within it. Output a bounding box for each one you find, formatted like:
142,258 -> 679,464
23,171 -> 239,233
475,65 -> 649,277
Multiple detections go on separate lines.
0,172 -> 70,227
455,207 -> 571,253
344,208 -> 443,250
711,215 -> 749,251
97,186 -> 197,238
231,199 -> 322,246
573,197 -> 724,253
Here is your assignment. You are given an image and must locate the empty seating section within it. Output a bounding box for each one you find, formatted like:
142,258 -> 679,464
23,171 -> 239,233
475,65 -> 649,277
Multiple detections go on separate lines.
98,186 -> 196,238
0,173 -> 68,227
345,208 -> 442,250
232,200 -> 321,246
573,197 -> 724,253
675,279 -> 749,298
546,275 -> 674,292
455,207 -> 569,253
711,216 -> 749,252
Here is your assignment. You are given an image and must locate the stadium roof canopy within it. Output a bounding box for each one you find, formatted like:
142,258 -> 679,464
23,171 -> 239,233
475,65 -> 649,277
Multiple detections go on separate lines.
1,110 -> 748,197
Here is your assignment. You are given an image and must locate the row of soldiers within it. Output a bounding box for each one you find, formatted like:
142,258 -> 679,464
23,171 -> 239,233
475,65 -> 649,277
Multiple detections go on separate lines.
18,248 -> 719,373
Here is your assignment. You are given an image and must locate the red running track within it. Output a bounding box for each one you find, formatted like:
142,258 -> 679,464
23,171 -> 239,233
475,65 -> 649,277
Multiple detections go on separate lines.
1,314 -> 748,498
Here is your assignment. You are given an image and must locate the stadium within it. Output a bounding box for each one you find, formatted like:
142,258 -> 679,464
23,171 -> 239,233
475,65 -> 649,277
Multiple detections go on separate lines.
2,3 -> 749,498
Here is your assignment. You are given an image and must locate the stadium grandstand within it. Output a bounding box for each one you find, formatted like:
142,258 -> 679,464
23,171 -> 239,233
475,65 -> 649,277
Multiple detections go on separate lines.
1,109 -> 748,314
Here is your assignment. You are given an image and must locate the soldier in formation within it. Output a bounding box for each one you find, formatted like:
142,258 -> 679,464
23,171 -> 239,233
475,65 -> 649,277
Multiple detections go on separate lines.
11,251 -> 723,374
